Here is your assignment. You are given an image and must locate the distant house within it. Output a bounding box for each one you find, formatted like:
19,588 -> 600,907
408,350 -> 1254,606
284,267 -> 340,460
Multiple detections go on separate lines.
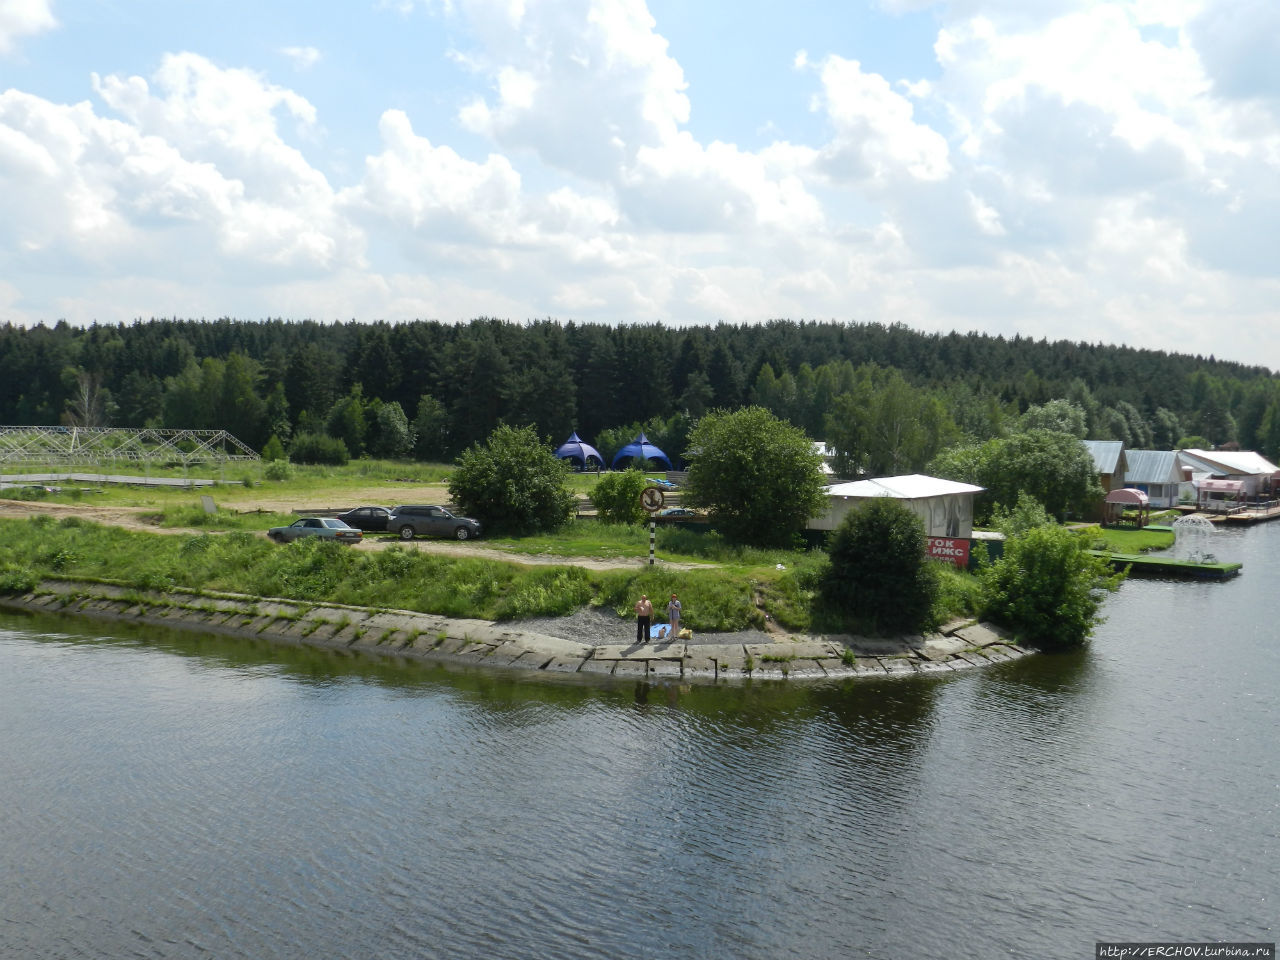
1124,450 -> 1190,508
1083,440 -> 1128,520
809,474 -> 984,538
1083,440 -> 1128,494
1178,449 -> 1280,500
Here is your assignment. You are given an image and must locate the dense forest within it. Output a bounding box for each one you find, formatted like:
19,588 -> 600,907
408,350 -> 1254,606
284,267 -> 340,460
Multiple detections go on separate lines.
3,318 -> 1279,469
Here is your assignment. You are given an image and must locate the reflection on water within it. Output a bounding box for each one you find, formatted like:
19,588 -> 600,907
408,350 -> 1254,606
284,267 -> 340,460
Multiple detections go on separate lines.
2,526 -> 1278,960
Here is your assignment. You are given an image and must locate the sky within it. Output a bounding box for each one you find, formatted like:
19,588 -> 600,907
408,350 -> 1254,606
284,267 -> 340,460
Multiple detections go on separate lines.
3,0 -> 1280,372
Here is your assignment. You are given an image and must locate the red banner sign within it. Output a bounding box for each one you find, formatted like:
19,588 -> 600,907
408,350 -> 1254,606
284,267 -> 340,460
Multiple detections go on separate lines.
928,537 -> 970,568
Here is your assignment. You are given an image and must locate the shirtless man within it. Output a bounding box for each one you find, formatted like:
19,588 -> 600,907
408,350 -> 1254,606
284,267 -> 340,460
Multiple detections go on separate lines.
635,594 -> 653,644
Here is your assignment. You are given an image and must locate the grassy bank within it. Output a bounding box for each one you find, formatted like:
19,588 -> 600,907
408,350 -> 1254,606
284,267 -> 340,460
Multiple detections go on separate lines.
0,516 -> 832,632
0,459 -> 988,634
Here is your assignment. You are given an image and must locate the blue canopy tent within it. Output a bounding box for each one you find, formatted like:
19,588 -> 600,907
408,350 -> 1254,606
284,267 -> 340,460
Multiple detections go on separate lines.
610,432 -> 672,470
554,431 -> 604,470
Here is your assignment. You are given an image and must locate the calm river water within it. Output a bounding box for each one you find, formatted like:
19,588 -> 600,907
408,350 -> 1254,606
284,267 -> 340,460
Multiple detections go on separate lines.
2,527 -> 1277,960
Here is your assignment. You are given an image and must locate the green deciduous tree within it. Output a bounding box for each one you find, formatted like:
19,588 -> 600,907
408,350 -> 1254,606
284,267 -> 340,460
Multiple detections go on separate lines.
821,497 -> 940,635
326,386 -> 368,458
260,436 -> 287,461
826,366 -> 958,478
931,429 -> 1102,522
447,424 -> 576,535
683,406 -> 827,547
1019,399 -> 1086,438
589,469 -> 650,524
370,401 -> 413,459
981,524 -> 1122,649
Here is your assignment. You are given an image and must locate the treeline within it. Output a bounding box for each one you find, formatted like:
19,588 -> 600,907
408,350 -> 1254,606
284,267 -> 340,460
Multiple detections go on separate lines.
3,317 -> 1279,465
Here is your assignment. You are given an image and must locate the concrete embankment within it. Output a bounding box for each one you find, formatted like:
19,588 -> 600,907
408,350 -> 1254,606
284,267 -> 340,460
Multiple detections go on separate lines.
0,579 -> 1034,682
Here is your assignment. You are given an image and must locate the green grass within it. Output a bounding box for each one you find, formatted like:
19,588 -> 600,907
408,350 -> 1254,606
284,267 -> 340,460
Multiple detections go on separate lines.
1,459 -> 455,511
143,504 -> 298,531
0,516 -> 774,631
1086,526 -> 1176,554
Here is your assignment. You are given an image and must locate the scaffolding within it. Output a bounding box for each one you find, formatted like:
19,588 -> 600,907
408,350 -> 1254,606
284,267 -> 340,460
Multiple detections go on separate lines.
0,426 -> 260,467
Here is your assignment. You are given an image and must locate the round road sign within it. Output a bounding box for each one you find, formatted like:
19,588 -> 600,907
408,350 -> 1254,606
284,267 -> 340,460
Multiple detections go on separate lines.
640,487 -> 665,512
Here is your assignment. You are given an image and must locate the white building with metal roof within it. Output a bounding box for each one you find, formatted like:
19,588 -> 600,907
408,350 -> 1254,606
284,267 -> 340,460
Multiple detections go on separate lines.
1124,450 -> 1190,508
1178,449 -> 1280,499
810,474 -> 985,537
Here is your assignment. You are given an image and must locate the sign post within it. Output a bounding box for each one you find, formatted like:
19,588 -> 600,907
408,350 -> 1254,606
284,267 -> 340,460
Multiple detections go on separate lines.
639,487 -> 665,566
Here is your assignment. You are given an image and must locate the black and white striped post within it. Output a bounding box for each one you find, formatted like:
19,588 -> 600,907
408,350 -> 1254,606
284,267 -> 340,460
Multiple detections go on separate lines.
639,486 -> 665,566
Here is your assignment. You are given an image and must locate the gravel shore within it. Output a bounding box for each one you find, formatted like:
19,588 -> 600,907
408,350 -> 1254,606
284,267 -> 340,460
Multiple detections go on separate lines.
513,606 -> 777,647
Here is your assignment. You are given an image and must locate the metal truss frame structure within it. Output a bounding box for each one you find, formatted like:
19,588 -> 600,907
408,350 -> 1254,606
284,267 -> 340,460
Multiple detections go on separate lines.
0,426 -> 260,466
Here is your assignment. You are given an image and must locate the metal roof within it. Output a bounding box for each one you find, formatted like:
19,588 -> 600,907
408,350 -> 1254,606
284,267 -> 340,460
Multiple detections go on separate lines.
826,474 -> 984,500
1180,449 -> 1280,476
1124,450 -> 1182,484
1084,439 -> 1125,474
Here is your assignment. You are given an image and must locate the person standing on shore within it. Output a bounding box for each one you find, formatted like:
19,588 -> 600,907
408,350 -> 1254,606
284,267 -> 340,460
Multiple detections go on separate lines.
635,594 -> 653,644
667,593 -> 682,637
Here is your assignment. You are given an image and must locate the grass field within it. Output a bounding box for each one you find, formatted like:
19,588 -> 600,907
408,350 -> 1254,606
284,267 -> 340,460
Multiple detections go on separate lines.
0,458 -> 989,634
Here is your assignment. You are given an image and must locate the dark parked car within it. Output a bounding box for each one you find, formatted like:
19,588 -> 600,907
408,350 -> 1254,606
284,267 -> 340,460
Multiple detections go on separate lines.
656,507 -> 699,518
335,506 -> 392,532
268,517 -> 363,544
388,505 -> 482,541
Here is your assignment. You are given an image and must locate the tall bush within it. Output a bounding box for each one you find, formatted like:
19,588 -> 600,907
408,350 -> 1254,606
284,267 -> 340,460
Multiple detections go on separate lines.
289,431 -> 349,465
980,524 -> 1122,649
821,497 -> 939,635
590,470 -> 650,524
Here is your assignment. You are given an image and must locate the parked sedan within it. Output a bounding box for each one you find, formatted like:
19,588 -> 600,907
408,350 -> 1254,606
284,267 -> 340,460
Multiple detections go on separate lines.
657,507 -> 699,518
388,505 -> 482,541
268,517 -> 363,544
334,505 -> 392,532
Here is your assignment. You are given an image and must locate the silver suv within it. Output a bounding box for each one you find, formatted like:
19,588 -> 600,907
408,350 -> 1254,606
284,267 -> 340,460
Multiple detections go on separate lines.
388,505 -> 482,541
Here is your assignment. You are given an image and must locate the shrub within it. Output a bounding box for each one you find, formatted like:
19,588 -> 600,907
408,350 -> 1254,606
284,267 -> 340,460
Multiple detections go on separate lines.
589,469 -> 650,524
289,432 -> 349,466
980,524 -> 1123,649
821,497 -> 939,635
0,565 -> 38,593
989,492 -> 1054,538
264,459 -> 294,481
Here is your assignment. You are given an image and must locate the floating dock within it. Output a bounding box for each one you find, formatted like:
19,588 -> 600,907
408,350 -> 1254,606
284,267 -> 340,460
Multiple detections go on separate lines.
1091,550 -> 1241,579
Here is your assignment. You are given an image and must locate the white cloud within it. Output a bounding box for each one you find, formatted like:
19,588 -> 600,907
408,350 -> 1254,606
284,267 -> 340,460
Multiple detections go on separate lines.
0,54 -> 362,292
0,0 -> 56,56
807,54 -> 951,183
344,108 -> 527,246
453,0 -> 690,177
279,46 -> 322,71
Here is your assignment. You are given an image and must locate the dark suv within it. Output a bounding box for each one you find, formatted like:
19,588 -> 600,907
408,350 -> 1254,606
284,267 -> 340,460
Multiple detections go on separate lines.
388,505 -> 482,541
